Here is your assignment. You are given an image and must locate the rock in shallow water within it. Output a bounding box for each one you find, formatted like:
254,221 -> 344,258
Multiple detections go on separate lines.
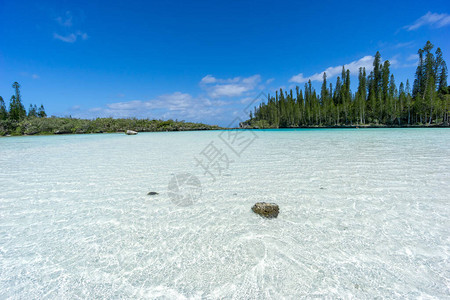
251,202 -> 279,218
126,130 -> 138,135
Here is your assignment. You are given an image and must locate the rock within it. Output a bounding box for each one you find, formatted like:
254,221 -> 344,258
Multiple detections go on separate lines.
147,192 -> 159,195
251,202 -> 279,218
54,130 -> 71,134
126,130 -> 138,135
239,122 -> 251,129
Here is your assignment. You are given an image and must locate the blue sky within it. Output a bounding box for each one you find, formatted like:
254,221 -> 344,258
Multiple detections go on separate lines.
1,0 -> 449,126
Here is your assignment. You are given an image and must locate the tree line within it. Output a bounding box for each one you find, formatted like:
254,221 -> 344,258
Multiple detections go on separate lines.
0,82 -> 219,136
247,41 -> 449,127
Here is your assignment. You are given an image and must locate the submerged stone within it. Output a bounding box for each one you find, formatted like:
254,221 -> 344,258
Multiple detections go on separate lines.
126,130 -> 138,135
251,202 -> 279,218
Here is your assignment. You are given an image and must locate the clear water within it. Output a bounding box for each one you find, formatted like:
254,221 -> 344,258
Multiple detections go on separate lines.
0,129 -> 449,299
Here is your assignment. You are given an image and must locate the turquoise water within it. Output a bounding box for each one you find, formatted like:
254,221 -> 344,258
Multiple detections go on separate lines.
0,129 -> 449,298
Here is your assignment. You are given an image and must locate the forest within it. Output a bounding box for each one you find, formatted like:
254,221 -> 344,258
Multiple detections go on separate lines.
246,41 -> 449,128
0,82 -> 219,136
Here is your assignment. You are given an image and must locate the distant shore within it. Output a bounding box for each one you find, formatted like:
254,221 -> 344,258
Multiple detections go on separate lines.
238,123 -> 450,129
0,117 -> 222,137
0,128 -> 224,137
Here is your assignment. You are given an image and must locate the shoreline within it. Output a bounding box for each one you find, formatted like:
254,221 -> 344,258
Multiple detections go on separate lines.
0,127 -> 223,137
2,124 -> 449,137
238,123 -> 450,129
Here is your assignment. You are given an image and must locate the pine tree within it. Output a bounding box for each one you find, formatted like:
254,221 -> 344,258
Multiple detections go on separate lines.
9,82 -> 27,121
321,72 -> 329,124
341,68 -> 351,124
9,96 -> 26,121
367,71 -> 377,122
438,61 -> 448,93
381,60 -> 391,123
398,82 -> 405,124
0,96 -> 7,120
328,83 -> 334,125
413,49 -> 425,99
28,104 -> 38,117
13,82 -> 21,102
435,48 -> 448,93
373,51 -> 382,101
423,41 -> 436,124
356,67 -> 367,124
406,80 -> 412,125
333,76 -> 342,124
389,74 -> 396,123
38,104 -> 47,118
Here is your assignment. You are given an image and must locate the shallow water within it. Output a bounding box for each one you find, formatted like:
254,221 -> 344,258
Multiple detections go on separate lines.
0,129 -> 449,299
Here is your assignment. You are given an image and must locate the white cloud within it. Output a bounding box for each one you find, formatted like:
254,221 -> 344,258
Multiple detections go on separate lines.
388,55 -> 400,68
209,85 -> 249,97
107,100 -> 146,111
289,73 -> 312,84
85,92 -> 228,121
54,31 -> 88,43
54,11 -> 88,43
392,54 -> 419,68
404,12 -> 450,31
200,74 -> 261,98
20,72 -> 40,79
56,11 -> 73,27
53,33 -> 77,43
265,78 -> 275,84
79,31 -> 88,40
289,56 -> 374,83
200,75 -> 217,84
407,54 -> 419,61
71,74 -> 266,123
105,92 -> 194,112
393,41 -> 415,49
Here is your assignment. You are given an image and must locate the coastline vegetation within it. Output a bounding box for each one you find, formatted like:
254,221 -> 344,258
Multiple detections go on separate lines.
0,83 -> 220,136
245,41 -> 449,128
